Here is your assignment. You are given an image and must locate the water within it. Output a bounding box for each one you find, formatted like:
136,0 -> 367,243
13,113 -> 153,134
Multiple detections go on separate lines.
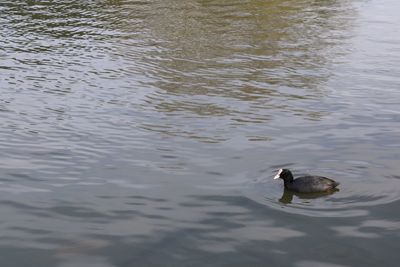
1,0 -> 400,266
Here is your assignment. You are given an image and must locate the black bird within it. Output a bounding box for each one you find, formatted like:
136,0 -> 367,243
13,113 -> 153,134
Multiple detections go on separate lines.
274,169 -> 340,193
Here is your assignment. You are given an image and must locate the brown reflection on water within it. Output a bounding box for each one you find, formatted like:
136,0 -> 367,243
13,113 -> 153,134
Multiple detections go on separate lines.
114,0 -> 357,141
145,0 -> 355,93
3,0 -> 356,143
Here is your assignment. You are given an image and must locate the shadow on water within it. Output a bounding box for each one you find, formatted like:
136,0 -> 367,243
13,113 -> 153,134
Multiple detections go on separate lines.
0,191 -> 400,267
279,188 -> 339,204
53,194 -> 400,267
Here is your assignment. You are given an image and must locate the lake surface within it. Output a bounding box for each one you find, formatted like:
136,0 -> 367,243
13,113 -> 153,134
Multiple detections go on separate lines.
1,0 -> 400,266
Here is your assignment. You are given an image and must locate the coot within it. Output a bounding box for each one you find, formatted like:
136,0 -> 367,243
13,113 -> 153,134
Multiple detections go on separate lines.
274,169 -> 339,193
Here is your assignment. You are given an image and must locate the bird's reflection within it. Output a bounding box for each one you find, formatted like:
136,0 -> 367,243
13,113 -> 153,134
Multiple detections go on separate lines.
279,188 -> 339,204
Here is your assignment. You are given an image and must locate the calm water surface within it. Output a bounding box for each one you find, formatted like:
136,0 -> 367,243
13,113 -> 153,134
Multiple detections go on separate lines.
1,0 -> 400,266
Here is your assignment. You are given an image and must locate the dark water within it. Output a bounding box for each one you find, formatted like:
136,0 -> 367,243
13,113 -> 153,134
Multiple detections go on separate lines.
1,0 -> 400,266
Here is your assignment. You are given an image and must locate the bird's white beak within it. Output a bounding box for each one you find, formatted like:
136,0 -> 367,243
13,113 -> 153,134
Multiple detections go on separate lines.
274,169 -> 283,179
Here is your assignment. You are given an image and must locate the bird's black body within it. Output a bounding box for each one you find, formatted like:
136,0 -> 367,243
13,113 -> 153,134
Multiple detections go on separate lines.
274,169 -> 339,193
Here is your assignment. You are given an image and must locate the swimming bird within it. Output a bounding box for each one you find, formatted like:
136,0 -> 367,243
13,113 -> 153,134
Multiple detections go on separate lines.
274,168 -> 340,193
